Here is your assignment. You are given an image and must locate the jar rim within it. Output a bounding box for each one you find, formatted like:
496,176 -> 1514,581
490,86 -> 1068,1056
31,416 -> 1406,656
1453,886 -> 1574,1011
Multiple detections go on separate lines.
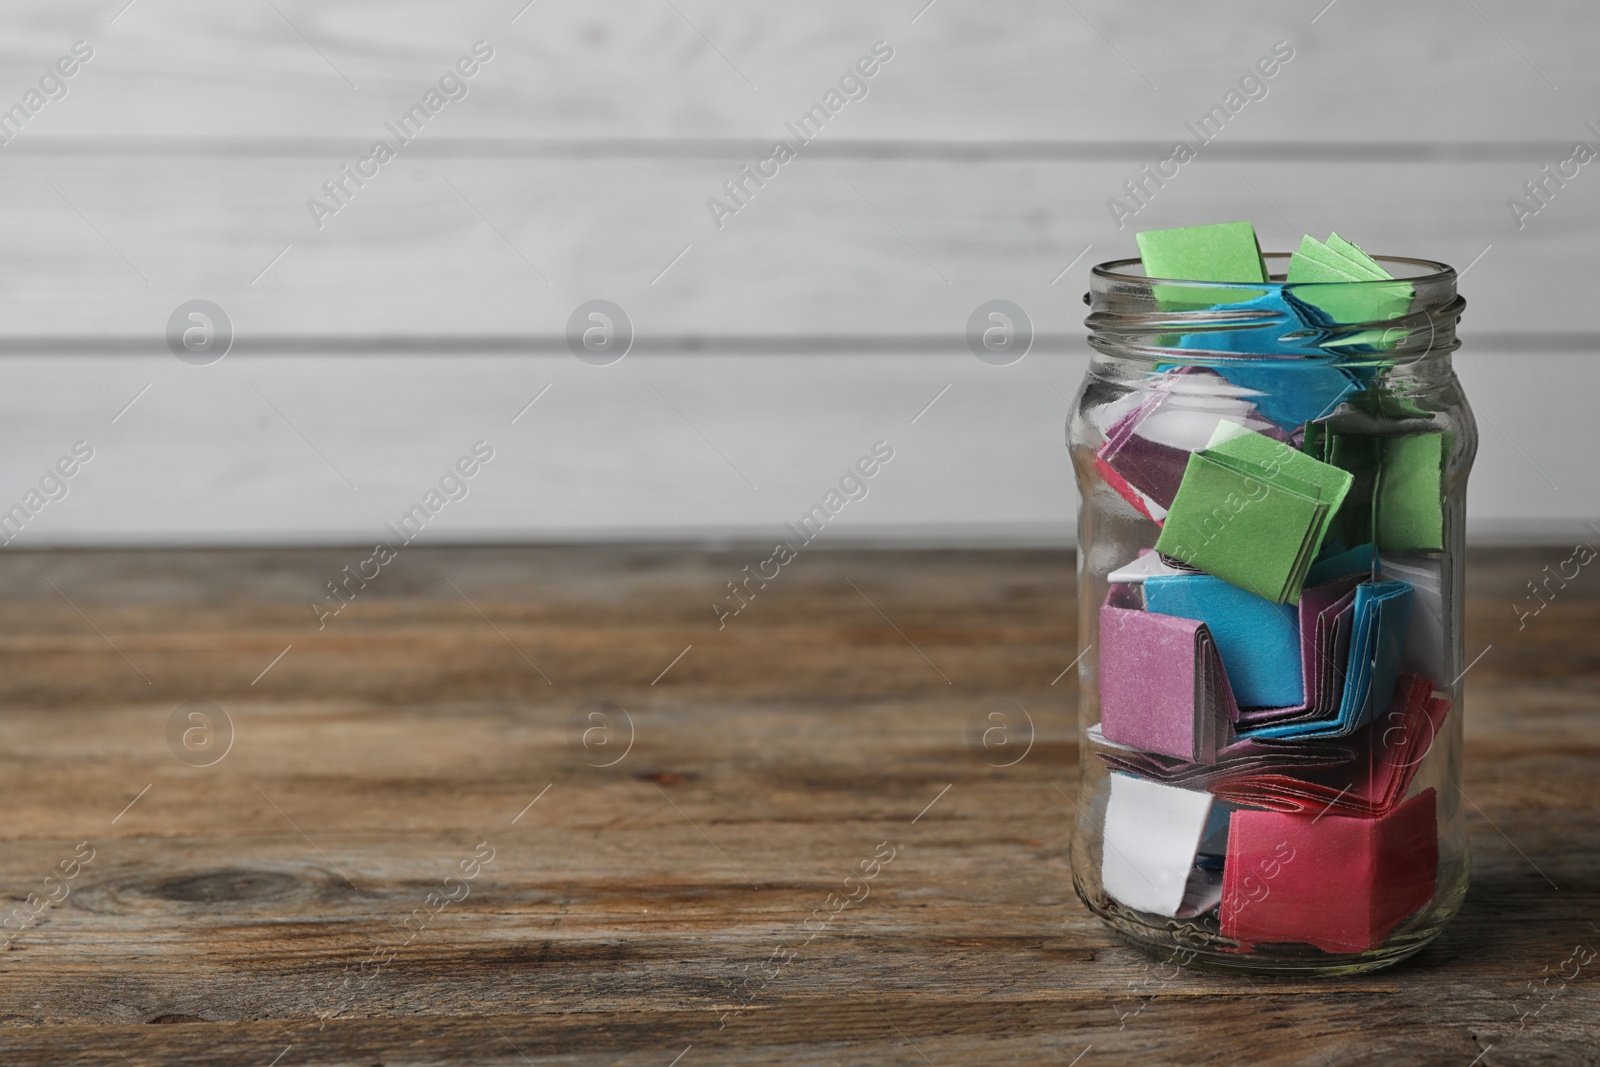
1085,251 -> 1463,363
1091,252 -> 1456,290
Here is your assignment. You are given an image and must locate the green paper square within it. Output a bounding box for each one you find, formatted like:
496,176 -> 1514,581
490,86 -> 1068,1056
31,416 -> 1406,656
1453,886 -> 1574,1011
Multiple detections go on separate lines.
1326,232 -> 1387,277
1287,235 -> 1413,342
1354,391 -> 1434,421
1313,238 -> 1388,280
1137,221 -> 1268,309
1376,432 -> 1450,553
1155,426 -> 1355,603
1286,252 -> 1358,284
1155,452 -> 1326,603
1303,424 -> 1382,550
1290,236 -> 1375,281
1206,423 -> 1356,516
1138,221 -> 1269,283
1203,449 -> 1325,505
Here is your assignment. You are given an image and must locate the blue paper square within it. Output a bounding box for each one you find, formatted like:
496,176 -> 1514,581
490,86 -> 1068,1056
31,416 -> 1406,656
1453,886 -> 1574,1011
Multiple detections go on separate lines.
1242,577 -> 1414,740
1168,290 -> 1362,429
1145,573 -> 1302,708
1306,542 -> 1377,587
1336,579 -> 1413,731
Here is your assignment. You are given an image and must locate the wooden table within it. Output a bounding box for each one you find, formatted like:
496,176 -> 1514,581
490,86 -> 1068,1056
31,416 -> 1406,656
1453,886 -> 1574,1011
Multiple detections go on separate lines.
0,545 -> 1594,1066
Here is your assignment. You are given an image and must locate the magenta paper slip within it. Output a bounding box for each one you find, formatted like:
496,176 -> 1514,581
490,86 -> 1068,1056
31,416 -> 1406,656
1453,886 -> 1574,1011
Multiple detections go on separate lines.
1220,788 -> 1438,954
1096,368 -> 1289,511
1094,454 -> 1166,524
1098,583 -> 1238,763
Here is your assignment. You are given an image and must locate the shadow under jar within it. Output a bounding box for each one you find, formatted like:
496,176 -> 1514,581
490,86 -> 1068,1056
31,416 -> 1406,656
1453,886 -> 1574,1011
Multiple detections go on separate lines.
1067,253 -> 1475,976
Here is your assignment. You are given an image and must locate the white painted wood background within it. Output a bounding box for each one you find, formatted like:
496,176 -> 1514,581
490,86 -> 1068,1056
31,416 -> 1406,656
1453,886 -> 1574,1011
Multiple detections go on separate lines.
0,0 -> 1593,545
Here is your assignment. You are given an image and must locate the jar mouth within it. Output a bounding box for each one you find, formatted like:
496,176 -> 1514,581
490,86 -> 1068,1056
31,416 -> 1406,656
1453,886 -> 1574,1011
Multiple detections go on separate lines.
1091,253 -> 1457,289
1086,253 -> 1463,365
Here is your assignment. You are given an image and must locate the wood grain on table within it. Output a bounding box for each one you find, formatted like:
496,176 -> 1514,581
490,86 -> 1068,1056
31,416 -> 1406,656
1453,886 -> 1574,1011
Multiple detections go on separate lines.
0,545 -> 1594,1066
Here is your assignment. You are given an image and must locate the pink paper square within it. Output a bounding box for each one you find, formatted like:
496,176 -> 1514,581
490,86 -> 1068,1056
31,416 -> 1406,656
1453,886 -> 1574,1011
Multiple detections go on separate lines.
1099,585 -> 1235,763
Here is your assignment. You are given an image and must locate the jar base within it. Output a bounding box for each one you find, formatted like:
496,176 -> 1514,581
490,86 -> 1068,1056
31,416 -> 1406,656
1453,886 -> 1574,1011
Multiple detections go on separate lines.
1078,870 -> 1468,978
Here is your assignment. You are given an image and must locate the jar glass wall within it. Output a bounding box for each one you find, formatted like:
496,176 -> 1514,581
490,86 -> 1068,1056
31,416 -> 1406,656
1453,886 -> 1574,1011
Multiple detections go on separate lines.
1067,254 -> 1476,975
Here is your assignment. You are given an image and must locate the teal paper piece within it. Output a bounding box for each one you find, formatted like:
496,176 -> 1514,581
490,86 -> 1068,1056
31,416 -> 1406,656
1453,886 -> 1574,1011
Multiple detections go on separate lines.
1306,542 -> 1377,587
1245,579 -> 1414,739
1166,289 -> 1363,429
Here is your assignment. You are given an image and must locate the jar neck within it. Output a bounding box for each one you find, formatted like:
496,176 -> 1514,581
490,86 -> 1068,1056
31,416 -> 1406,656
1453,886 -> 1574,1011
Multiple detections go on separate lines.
1084,253 -> 1463,372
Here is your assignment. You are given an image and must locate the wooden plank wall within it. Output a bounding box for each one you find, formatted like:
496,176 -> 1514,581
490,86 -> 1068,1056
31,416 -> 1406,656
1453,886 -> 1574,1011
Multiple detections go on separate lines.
0,0 -> 1593,544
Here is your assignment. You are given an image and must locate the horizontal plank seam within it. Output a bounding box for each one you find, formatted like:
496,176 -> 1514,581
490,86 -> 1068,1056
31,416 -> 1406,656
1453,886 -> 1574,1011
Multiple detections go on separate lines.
0,333 -> 1578,355
0,138 -> 1582,162
5,517 -> 1587,549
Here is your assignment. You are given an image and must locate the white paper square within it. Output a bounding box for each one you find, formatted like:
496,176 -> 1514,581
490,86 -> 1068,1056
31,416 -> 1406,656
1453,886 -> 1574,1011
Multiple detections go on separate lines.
1102,773 -> 1214,917
1107,551 -> 1188,586
1381,553 -> 1446,683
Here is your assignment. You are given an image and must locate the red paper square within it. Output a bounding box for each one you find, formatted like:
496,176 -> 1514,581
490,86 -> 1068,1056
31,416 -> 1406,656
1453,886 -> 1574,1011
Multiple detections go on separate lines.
1221,788 -> 1437,953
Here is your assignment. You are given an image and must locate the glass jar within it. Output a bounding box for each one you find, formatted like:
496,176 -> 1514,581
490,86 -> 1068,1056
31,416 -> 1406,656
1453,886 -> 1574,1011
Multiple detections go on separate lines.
1067,253 -> 1475,975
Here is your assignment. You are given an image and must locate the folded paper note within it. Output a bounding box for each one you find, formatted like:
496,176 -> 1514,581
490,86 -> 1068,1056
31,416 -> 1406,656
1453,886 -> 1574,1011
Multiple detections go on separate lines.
1098,584 -> 1237,762
1220,787 -> 1438,953
1304,425 -> 1449,554
1093,454 -> 1167,524
1205,350 -> 1361,431
1232,572 -> 1361,731
1090,723 -> 1356,790
1138,221 -> 1269,284
1286,233 -> 1414,341
1376,431 -> 1450,553
1292,234 -> 1388,282
1144,573 -> 1302,708
1097,369 -> 1290,511
1325,232 -> 1386,276
1243,578 -> 1414,740
1302,422 -> 1382,549
1102,772 -> 1216,917
1306,541 -> 1376,587
1155,423 -> 1354,603
1215,674 -> 1450,818
1334,578 -> 1413,728
1107,549 -> 1191,585
1137,221 -> 1268,309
